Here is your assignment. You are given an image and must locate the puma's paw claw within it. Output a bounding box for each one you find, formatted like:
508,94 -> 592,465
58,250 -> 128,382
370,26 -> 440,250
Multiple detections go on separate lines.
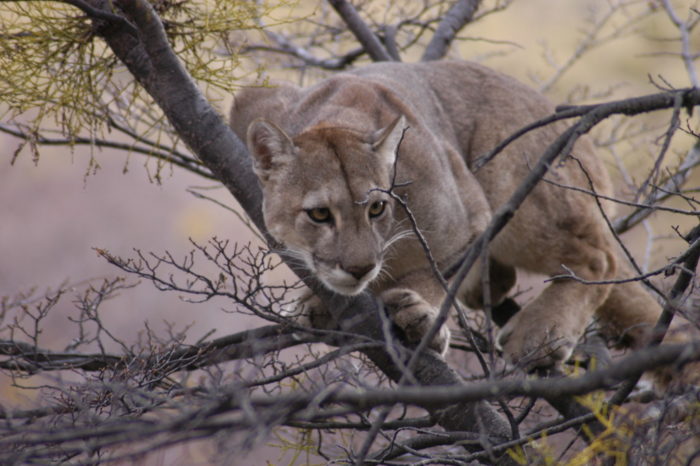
381,289 -> 450,355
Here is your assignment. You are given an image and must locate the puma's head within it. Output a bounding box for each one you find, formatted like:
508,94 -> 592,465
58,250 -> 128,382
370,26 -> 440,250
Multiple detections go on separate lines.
247,116 -> 408,295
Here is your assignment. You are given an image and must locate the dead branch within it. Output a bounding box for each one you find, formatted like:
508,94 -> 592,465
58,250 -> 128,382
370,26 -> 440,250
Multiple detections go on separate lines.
613,141 -> 700,233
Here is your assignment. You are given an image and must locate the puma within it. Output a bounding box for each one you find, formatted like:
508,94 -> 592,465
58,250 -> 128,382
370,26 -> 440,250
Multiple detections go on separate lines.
229,60 -> 664,371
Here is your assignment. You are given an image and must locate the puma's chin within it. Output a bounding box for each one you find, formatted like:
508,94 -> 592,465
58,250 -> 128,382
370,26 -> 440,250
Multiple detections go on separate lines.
323,280 -> 368,296
319,266 -> 381,296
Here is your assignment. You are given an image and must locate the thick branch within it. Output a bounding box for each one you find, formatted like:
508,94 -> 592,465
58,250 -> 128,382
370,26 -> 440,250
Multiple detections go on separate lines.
0,325 -> 316,373
327,0 -> 394,62
0,339 -> 121,371
244,340 -> 700,414
100,0 -> 265,231
421,0 -> 480,61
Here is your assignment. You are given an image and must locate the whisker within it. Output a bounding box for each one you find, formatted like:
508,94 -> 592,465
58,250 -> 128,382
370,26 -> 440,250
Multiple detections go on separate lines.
277,247 -> 314,270
384,228 -> 415,252
377,265 -> 396,283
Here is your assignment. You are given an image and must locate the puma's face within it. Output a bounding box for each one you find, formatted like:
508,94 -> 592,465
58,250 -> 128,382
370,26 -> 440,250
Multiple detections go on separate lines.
247,117 -> 407,295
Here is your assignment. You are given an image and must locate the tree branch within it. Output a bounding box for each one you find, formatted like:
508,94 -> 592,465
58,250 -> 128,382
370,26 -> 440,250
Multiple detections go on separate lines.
661,0 -> 699,88
327,0 -> 394,62
421,0 -> 480,61
238,340 -> 700,414
101,0 -> 266,231
1,122 -> 215,180
474,87 -> 700,171
609,223 -> 700,406
259,29 -> 365,70
613,141 -> 700,233
0,325 -> 318,374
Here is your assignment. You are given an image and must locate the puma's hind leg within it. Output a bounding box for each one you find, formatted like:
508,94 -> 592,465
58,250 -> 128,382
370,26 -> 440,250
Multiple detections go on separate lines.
596,260 -> 700,389
496,263 -> 615,371
594,261 -> 662,349
492,198 -> 618,371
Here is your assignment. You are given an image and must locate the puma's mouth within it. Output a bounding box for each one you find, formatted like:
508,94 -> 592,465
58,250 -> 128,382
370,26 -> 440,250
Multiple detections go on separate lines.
317,262 -> 381,296
289,248 -> 382,296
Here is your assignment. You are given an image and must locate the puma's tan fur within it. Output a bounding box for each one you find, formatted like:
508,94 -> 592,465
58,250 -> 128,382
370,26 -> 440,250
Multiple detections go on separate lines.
229,60 -> 663,368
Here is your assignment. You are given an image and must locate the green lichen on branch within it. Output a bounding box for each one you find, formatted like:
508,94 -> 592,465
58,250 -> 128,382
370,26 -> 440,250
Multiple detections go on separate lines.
0,0 -> 280,176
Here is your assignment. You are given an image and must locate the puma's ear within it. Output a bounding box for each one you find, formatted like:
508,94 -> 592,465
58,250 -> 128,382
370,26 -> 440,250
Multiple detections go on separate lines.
247,118 -> 295,181
371,115 -> 407,169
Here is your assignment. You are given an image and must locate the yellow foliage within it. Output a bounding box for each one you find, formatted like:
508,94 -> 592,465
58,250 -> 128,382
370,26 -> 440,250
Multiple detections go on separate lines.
267,427 -> 322,466
0,2 -> 112,136
0,0 -> 285,169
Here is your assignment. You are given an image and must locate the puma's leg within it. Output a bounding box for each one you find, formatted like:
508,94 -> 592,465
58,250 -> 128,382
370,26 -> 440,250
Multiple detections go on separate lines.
286,272 -> 451,354
494,229 -> 616,371
378,270 -> 451,355
594,261 -> 661,348
597,261 -> 700,389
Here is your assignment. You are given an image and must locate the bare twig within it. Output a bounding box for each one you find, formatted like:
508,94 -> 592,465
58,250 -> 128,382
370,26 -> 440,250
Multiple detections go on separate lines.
613,140 -> 700,233
259,29 -> 365,70
661,0 -> 699,88
609,224 -> 700,406
1,122 -> 214,180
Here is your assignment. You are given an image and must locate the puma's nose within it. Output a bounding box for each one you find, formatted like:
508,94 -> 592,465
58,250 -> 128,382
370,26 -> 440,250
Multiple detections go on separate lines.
346,264 -> 375,280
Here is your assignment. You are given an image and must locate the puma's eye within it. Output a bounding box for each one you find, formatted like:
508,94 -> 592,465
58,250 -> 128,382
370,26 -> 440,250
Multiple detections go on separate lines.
306,207 -> 332,223
368,200 -> 386,218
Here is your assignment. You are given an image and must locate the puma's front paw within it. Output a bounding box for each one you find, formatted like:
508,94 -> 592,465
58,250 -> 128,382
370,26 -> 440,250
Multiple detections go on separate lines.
380,288 -> 451,355
496,309 -> 579,371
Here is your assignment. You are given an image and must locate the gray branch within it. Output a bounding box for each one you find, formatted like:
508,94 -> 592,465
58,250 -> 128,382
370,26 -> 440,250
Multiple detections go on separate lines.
327,0 -> 394,62
421,0 -> 480,61
241,339 -> 700,414
613,141 -> 700,233
259,29 -> 365,70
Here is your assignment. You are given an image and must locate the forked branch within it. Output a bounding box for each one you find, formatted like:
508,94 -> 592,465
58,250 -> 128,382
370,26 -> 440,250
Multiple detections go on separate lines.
327,0 -> 394,62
